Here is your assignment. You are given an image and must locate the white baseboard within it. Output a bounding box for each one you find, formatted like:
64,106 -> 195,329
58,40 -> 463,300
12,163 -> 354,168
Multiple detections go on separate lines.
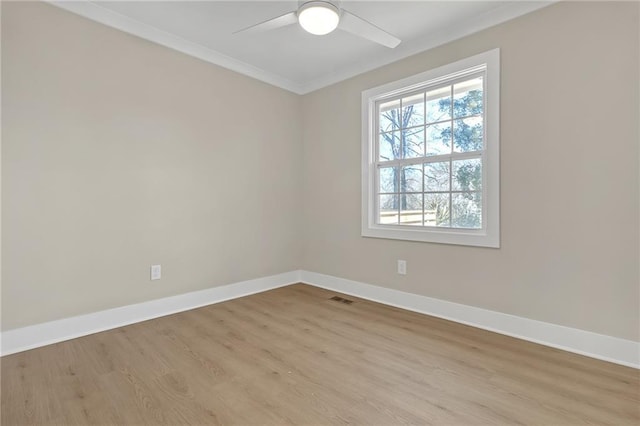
300,271 -> 640,369
3,269 -> 638,369
0,270 -> 302,356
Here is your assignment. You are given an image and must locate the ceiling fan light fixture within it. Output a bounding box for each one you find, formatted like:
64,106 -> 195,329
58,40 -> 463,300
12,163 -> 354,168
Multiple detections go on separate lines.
298,1 -> 340,36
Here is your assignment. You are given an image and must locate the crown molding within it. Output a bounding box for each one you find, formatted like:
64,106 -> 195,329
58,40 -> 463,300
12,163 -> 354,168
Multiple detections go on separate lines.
299,1 -> 556,93
47,1 -> 555,95
47,0 -> 306,94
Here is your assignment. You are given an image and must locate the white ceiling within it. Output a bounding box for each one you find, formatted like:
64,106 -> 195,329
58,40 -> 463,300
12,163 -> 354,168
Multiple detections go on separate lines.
50,1 -> 552,94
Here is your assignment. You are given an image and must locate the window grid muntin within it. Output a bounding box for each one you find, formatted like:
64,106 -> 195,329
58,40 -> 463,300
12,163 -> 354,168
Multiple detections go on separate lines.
374,70 -> 486,230
376,159 -> 482,230
380,111 -> 482,136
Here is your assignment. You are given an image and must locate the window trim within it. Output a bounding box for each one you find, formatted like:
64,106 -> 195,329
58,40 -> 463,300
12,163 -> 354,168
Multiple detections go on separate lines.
361,49 -> 500,248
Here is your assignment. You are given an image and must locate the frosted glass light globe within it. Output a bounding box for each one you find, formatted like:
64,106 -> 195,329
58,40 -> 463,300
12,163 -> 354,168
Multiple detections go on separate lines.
298,2 -> 339,36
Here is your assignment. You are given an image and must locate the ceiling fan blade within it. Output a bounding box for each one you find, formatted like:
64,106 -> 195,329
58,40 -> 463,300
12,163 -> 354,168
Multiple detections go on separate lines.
339,10 -> 401,48
234,11 -> 298,35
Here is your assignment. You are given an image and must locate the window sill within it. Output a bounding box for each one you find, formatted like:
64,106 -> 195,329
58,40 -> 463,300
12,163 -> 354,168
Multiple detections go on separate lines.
362,224 -> 499,248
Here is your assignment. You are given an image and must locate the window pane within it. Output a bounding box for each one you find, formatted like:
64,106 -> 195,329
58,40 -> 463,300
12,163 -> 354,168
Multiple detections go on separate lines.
379,194 -> 398,224
452,192 -> 482,229
399,193 -> 423,226
426,122 -> 451,156
379,167 -> 397,193
379,131 -> 400,161
403,127 -> 424,159
453,116 -> 483,153
452,158 -> 482,191
401,164 -> 423,193
379,100 -> 401,132
453,77 -> 483,118
402,93 -> 424,128
424,193 -> 450,227
426,86 -> 451,124
424,161 -> 450,192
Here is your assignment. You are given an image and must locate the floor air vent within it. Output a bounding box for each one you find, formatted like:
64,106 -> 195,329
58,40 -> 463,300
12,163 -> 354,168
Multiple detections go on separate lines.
329,296 -> 354,305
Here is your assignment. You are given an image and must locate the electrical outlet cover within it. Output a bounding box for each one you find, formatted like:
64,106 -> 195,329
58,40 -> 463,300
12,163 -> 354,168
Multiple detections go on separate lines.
151,264 -> 161,280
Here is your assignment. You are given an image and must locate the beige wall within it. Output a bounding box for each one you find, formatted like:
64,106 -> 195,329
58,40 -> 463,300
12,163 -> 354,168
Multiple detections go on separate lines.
301,1 -> 640,341
1,2 -> 302,330
2,2 -> 639,342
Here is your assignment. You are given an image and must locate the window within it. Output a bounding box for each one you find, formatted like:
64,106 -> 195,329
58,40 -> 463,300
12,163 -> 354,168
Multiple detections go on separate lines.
361,49 -> 500,247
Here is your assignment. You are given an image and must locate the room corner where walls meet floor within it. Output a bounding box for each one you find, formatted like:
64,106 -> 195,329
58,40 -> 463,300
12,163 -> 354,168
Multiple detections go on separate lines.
1,270 -> 638,369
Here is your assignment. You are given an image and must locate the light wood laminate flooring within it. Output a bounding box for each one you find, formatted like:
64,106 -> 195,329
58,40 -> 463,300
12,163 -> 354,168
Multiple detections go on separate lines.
2,284 -> 639,425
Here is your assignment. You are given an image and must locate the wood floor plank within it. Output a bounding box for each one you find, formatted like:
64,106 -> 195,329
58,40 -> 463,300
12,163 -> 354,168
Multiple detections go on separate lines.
2,283 -> 638,425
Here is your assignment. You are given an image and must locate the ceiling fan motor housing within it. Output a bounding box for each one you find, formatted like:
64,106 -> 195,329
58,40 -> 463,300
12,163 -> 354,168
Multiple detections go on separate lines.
298,1 -> 341,35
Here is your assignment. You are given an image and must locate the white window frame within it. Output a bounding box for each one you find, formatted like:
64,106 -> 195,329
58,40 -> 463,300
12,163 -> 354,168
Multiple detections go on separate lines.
361,49 -> 500,248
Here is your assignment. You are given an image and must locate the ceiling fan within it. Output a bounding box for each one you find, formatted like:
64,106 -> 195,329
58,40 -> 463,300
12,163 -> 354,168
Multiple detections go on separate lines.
234,1 -> 401,49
